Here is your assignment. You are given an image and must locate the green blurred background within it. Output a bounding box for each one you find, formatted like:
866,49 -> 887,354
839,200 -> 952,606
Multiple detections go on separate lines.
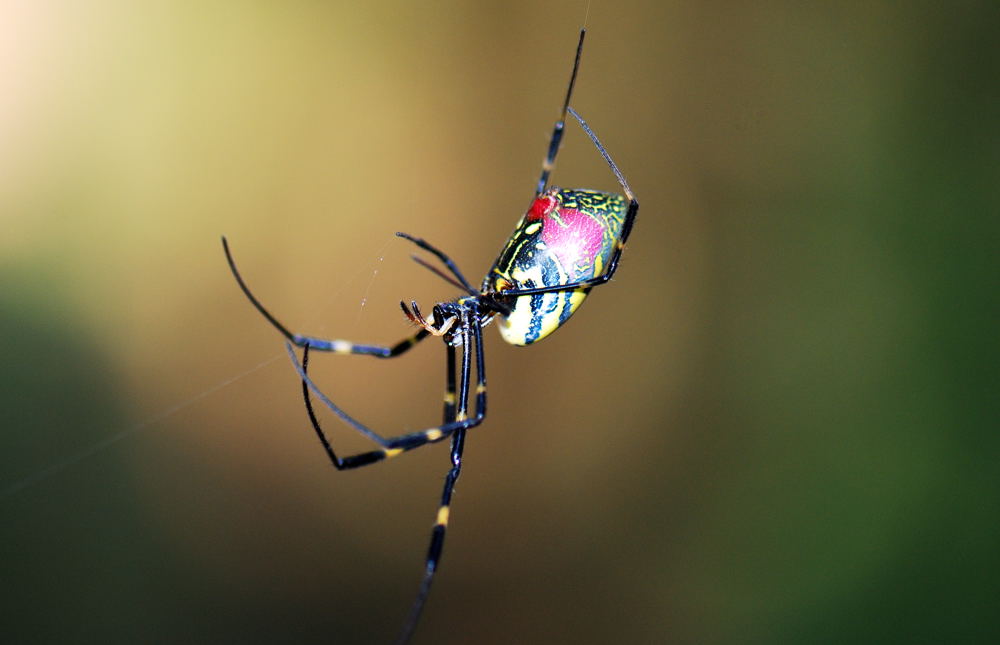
2,1 -> 997,643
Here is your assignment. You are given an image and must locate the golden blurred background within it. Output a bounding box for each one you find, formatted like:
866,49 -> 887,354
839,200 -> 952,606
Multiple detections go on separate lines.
2,1 -> 996,643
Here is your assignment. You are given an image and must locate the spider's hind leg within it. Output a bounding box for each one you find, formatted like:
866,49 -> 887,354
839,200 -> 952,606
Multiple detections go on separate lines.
396,315 -> 483,644
292,317 -> 485,464
300,344 -> 397,470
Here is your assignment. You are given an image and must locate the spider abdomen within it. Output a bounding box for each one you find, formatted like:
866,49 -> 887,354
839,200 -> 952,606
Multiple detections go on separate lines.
486,188 -> 628,346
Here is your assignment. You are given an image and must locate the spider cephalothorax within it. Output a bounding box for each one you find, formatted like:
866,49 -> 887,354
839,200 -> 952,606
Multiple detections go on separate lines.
401,300 -> 494,347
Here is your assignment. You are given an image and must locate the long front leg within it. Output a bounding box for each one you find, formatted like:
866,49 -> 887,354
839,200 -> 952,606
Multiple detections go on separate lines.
223,236 -> 431,357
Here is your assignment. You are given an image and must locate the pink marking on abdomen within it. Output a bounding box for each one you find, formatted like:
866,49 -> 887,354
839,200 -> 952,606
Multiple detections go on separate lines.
541,209 -> 605,278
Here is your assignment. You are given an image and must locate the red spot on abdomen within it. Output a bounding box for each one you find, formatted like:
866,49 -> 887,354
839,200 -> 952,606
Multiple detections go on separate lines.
527,195 -> 558,221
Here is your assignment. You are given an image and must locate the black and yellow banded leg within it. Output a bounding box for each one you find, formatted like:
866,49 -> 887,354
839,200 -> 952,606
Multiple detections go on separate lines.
296,332 -> 470,470
288,343 -> 484,451
222,236 -> 431,358
443,343 -> 457,423
288,312 -> 487,452
471,315 -> 487,418
396,320 -> 480,645
423,336 -> 474,582
423,342 -> 466,598
300,345 -> 406,470
291,330 -> 428,358
536,29 -> 586,196
396,427 -> 466,645
297,343 -> 474,470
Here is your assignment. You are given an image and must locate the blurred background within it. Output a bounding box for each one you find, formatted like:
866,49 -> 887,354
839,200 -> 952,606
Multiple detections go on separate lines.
2,1 -> 997,643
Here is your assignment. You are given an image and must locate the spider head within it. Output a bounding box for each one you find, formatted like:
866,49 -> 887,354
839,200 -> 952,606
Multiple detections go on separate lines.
400,299 -> 463,342
433,303 -> 464,346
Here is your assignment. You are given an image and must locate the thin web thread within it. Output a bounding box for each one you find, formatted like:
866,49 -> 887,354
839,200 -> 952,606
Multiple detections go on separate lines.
1,235 -> 396,501
354,238 -> 390,326
0,354 -> 282,501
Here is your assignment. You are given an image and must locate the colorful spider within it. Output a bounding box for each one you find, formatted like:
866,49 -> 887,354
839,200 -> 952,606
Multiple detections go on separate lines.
222,28 -> 637,643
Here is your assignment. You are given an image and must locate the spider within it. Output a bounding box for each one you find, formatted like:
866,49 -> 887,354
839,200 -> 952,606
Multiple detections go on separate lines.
221,28 -> 637,644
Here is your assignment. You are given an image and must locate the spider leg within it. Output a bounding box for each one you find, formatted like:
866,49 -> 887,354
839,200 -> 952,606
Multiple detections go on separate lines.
499,107 -> 639,299
396,232 -> 476,294
396,426 -> 466,645
297,335 -> 451,467
408,254 -> 472,294
299,344 -> 399,469
222,236 -> 431,357
298,321 -> 482,645
568,106 -> 635,201
397,313 -> 483,644
443,343 -> 457,423
536,29 -> 586,196
285,315 -> 485,451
